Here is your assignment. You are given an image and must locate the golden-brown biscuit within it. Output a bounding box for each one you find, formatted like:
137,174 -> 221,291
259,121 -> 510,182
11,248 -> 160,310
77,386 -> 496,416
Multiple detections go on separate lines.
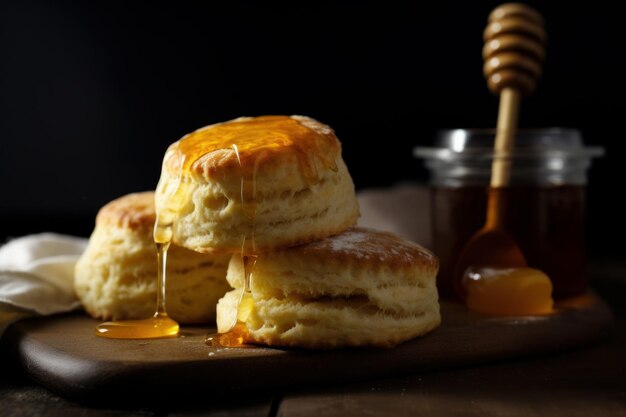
74,192 -> 230,323
216,227 -> 441,348
155,115 -> 360,254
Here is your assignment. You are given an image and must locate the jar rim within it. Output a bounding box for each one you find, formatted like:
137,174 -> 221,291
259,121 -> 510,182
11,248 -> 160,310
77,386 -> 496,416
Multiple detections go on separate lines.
415,128 -> 604,160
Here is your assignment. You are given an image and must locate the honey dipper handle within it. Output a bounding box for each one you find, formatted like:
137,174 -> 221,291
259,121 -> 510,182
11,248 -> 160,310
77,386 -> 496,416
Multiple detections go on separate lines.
491,87 -> 520,188
483,2 -> 545,221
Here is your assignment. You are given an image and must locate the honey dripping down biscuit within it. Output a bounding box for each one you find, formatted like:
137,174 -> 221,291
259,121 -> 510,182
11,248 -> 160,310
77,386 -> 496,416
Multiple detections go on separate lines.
155,116 -> 354,346
75,192 -> 230,326
153,115 -> 358,255
94,116 -> 359,340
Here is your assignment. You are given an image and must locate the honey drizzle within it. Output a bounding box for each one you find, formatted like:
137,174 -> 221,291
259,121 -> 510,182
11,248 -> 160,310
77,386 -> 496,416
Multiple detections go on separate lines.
206,143 -> 259,347
95,166 -> 188,339
95,151 -> 193,339
201,117 -> 337,347
94,241 -> 180,338
206,256 -> 256,348
97,116 -> 337,341
172,116 -> 338,186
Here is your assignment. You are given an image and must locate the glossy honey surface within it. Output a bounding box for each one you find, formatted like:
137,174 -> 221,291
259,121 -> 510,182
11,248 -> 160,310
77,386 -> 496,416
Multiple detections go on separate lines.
464,267 -> 554,316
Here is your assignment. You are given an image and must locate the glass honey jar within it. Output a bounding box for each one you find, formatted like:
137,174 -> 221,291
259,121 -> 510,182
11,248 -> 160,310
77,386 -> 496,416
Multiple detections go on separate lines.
415,129 -> 603,300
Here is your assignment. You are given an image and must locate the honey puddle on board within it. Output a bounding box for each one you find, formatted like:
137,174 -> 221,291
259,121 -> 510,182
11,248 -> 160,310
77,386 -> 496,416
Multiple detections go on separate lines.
96,116 -> 337,342
463,267 -> 554,316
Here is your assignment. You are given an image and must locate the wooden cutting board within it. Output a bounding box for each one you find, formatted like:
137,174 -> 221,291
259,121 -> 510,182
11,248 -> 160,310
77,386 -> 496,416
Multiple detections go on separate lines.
2,295 -> 613,403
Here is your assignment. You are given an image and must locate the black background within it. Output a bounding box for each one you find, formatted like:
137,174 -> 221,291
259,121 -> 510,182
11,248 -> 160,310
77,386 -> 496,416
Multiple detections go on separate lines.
1,1 -> 624,255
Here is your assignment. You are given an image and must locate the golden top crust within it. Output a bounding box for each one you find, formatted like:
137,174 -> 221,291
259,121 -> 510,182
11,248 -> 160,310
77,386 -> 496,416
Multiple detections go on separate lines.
162,115 -> 341,183
96,192 -> 156,231
268,227 -> 439,273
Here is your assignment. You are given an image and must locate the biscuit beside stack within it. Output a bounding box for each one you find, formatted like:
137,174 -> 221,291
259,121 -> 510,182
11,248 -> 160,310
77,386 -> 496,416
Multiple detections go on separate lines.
74,192 -> 230,324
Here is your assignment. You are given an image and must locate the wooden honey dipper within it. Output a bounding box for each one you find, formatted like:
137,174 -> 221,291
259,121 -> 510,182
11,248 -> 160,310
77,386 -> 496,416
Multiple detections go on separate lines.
454,3 -> 546,300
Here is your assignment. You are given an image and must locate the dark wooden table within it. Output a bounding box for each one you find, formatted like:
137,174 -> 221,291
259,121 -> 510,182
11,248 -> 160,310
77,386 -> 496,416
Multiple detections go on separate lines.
2,260 -> 625,417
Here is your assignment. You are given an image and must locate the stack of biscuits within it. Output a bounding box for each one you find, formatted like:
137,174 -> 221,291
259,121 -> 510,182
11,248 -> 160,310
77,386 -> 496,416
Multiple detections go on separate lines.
75,115 -> 441,348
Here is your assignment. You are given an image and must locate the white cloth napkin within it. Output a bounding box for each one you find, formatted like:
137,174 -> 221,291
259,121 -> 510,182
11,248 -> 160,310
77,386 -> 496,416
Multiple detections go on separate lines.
0,184 -> 430,337
0,233 -> 87,335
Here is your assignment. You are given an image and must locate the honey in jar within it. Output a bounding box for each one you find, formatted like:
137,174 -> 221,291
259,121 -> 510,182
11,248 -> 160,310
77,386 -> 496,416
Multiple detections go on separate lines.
415,129 -> 603,300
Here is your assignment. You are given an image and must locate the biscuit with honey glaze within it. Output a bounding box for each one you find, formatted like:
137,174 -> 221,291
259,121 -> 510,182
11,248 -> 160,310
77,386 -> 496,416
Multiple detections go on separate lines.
74,192 -> 230,323
216,227 -> 441,348
155,115 -> 359,254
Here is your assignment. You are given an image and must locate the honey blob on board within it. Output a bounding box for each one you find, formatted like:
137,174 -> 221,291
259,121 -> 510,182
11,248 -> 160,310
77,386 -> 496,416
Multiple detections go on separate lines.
464,267 -> 554,316
95,315 -> 179,339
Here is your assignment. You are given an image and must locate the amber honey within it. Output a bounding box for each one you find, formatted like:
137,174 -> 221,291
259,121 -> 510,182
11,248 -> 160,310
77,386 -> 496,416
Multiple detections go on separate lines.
464,266 -> 554,315
432,185 -> 587,300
